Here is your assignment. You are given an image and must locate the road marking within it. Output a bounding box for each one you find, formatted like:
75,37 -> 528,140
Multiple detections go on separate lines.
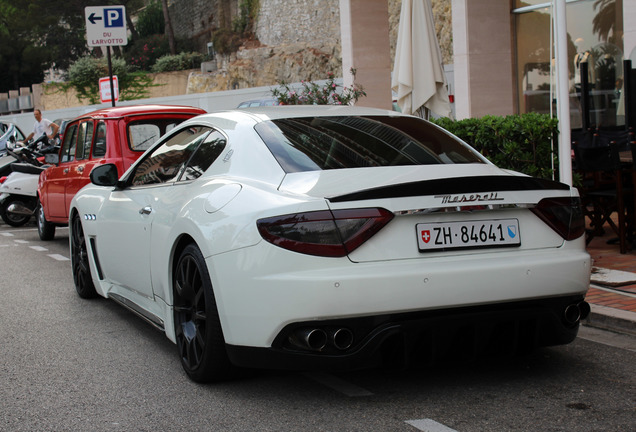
405,419 -> 458,432
579,326 -> 636,352
303,372 -> 374,397
29,246 -> 49,252
48,254 -> 70,261
13,239 -> 29,244
1,232 -> 15,236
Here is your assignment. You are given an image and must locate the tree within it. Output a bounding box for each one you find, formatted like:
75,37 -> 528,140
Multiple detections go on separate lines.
161,0 -> 176,55
0,0 -> 148,94
593,0 -> 620,45
0,0 -> 53,92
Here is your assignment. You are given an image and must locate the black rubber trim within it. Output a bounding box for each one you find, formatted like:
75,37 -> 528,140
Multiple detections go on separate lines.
327,175 -> 570,203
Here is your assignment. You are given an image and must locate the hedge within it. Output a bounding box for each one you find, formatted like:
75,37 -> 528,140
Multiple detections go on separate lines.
430,113 -> 559,181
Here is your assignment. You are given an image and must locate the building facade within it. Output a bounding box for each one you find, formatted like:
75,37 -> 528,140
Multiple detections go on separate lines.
452,0 -> 633,125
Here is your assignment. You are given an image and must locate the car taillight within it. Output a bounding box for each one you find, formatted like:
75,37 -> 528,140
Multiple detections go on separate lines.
257,208 -> 394,257
531,197 -> 585,241
0,176 -> 6,184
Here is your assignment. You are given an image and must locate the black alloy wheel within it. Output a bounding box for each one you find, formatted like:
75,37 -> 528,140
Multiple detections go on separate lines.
71,213 -> 97,299
174,244 -> 233,383
36,200 -> 55,240
0,196 -> 31,227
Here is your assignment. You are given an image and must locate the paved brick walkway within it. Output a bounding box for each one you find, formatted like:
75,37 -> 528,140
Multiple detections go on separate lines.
586,228 -> 636,314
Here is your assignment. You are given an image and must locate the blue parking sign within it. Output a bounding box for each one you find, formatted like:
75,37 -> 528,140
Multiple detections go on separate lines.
104,8 -> 124,28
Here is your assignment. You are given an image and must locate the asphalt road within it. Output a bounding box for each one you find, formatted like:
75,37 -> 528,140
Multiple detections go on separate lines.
1,223 -> 635,431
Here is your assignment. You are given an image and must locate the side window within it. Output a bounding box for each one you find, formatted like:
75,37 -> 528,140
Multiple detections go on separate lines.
61,123 -> 78,163
76,121 -> 94,161
131,126 -> 211,186
92,121 -> 107,158
179,130 -> 227,181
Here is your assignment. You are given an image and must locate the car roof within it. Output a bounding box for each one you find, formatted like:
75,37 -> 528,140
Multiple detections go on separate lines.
70,104 -> 206,122
192,105 -> 403,125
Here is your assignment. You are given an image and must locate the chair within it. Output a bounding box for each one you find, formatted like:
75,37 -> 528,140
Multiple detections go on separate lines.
574,142 -> 632,253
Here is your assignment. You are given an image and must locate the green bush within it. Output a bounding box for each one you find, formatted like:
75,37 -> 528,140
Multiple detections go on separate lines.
152,52 -> 205,73
233,0 -> 259,35
136,0 -> 164,38
430,113 -> 559,180
124,34 -> 170,71
61,56 -> 154,104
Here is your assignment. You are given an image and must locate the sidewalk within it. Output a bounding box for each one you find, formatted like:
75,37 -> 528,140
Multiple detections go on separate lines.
583,228 -> 636,336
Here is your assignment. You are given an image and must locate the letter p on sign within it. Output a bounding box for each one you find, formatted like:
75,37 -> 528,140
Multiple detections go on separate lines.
104,8 -> 124,27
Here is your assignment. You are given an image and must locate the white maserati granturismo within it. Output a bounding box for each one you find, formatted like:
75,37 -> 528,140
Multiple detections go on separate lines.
69,106 -> 591,382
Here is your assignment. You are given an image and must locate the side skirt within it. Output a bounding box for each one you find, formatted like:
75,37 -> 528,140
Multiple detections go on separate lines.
109,292 -> 165,332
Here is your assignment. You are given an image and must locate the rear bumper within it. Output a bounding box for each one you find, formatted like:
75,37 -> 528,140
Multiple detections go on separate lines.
226,294 -> 588,370
209,242 -> 590,348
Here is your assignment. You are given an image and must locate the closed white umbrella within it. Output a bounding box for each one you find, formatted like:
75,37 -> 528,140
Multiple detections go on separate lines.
391,0 -> 451,118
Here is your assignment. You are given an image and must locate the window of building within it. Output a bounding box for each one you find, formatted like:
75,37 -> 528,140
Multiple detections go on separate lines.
514,0 -> 624,129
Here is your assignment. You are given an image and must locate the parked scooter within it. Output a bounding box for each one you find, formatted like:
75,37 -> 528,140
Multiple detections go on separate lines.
0,141 -> 57,227
0,163 -> 45,226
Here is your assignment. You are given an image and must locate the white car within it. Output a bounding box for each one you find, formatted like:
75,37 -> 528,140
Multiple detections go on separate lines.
69,106 -> 591,382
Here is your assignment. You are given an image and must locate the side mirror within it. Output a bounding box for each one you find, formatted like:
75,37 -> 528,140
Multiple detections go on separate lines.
90,163 -> 119,187
44,153 -> 59,165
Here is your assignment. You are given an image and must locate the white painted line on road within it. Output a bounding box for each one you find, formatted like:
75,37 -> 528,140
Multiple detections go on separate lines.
405,419 -> 458,432
48,254 -> 70,261
579,326 -> 636,352
13,239 -> 29,244
1,232 -> 14,236
29,246 -> 49,252
303,372 -> 374,397
1,227 -> 36,233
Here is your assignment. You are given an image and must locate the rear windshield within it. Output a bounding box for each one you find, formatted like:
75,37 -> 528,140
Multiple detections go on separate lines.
254,116 -> 485,173
127,118 -> 186,152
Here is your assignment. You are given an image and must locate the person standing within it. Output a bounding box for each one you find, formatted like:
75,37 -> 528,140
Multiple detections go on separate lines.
24,108 -> 59,143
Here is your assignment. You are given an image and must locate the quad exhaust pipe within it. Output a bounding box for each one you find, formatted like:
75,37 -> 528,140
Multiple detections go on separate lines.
564,301 -> 591,325
288,327 -> 354,352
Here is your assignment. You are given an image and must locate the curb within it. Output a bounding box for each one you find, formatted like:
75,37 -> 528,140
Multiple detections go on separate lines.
582,303 -> 636,336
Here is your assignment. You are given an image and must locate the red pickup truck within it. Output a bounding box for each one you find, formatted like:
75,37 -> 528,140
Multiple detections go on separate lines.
37,104 -> 206,240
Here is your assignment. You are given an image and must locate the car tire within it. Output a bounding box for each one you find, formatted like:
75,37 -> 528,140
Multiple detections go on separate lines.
36,200 -> 55,241
0,196 -> 31,227
71,212 -> 97,299
174,243 -> 234,383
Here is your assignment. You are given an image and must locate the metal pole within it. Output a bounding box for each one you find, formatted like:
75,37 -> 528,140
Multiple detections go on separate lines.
554,0 -> 571,185
107,46 -> 116,107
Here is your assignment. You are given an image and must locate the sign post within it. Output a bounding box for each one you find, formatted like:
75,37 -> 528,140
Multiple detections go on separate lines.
84,6 -> 127,107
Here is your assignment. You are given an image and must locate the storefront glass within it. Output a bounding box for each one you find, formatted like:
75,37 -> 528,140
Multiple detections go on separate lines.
515,0 -> 624,129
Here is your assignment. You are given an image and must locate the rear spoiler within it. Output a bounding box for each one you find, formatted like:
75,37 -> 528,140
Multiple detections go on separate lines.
327,175 -> 569,203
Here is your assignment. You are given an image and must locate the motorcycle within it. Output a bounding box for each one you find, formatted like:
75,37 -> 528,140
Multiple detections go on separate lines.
0,139 -> 58,227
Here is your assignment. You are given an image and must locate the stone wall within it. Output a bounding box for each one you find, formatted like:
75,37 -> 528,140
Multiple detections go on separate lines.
255,0 -> 341,48
169,0 -> 238,50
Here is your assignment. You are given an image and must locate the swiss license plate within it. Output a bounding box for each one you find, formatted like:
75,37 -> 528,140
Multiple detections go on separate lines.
416,219 -> 521,251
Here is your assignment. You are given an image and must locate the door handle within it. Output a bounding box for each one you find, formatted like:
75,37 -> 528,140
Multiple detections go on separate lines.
139,206 -> 152,215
